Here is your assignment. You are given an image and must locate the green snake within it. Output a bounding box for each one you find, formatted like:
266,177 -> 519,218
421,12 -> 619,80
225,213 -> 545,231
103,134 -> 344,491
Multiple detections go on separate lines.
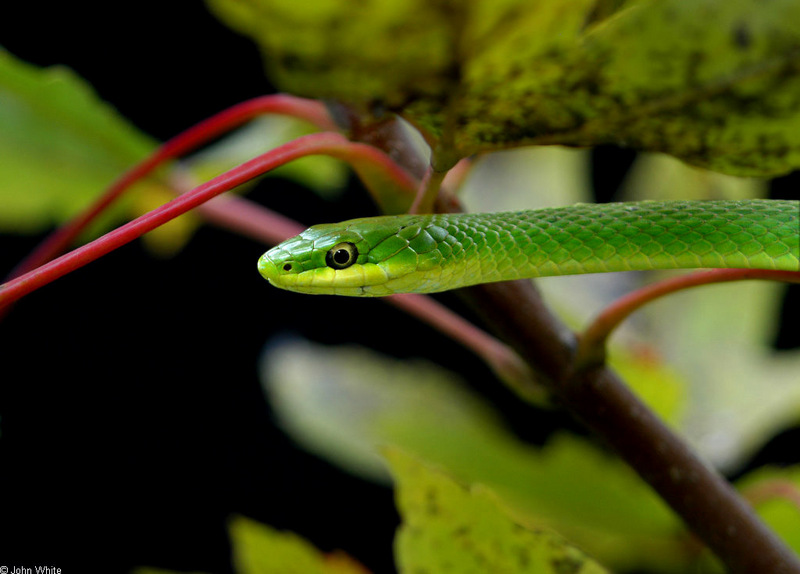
258,200 -> 799,296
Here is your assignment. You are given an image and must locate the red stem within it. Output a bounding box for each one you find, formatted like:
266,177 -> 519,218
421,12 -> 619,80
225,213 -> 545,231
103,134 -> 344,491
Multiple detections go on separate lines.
577,268 -> 800,368
196,194 -> 305,245
743,479 -> 800,511
6,94 -> 338,281
386,294 -> 542,401
0,132 -> 409,309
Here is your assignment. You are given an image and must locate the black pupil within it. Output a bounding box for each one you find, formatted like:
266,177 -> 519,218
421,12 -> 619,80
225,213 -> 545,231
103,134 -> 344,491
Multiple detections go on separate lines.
333,249 -> 350,265
283,263 -> 292,271
326,242 -> 357,269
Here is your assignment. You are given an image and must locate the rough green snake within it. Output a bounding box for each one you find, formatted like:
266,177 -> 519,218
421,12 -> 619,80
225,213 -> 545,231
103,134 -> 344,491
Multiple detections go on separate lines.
258,200 -> 799,297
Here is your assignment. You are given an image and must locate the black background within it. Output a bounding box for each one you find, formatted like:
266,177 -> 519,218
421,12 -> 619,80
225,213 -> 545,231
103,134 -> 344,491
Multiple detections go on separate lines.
0,4 -> 798,573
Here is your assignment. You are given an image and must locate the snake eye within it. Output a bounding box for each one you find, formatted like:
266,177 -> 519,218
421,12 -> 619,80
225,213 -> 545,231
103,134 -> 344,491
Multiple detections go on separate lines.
326,242 -> 358,270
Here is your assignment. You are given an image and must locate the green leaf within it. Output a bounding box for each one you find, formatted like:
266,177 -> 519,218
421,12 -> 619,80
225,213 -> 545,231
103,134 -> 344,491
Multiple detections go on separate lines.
229,515 -> 369,574
387,447 -> 609,574
210,0 -> 800,175
608,347 -> 686,428
0,48 -> 158,234
736,466 -> 800,556
0,48 -> 349,258
133,516 -> 368,574
261,337 -> 500,483
456,0 -> 800,175
617,153 -> 769,203
260,338 -> 690,571
206,0 -> 455,112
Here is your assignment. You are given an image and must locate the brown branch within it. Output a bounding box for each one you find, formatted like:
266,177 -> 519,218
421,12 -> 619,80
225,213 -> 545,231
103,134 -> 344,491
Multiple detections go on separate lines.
342,106 -> 800,572
456,278 -> 800,574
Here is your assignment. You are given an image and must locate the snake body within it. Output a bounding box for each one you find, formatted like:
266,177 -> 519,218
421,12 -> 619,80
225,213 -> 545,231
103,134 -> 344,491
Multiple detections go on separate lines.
258,200 -> 799,296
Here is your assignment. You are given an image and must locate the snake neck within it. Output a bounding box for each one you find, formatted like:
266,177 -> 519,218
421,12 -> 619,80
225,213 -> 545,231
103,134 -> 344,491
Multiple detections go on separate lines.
412,200 -> 799,290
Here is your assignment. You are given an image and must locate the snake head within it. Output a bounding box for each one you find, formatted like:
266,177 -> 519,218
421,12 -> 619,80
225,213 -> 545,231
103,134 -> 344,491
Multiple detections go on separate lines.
258,224 -> 378,296
258,215 -> 449,296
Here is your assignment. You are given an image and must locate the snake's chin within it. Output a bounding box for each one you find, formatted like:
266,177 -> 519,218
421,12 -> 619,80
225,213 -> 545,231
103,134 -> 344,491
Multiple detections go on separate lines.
258,254 -> 397,297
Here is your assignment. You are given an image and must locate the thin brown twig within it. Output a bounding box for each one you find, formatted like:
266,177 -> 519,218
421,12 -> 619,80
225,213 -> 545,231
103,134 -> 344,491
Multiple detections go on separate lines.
409,165 -> 448,214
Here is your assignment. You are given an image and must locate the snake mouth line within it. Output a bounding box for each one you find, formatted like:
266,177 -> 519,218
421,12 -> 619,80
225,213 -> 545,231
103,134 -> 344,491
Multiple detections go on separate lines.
259,253 -> 395,296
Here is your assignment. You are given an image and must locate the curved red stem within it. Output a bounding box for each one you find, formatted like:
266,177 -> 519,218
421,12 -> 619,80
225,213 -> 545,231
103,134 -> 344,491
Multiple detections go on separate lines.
743,479 -> 800,511
576,268 -> 800,368
0,132 -> 413,310
5,94 -> 337,281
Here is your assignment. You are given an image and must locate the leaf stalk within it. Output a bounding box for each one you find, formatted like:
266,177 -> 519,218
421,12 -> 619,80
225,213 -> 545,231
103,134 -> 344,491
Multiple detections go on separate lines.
576,268 -> 800,369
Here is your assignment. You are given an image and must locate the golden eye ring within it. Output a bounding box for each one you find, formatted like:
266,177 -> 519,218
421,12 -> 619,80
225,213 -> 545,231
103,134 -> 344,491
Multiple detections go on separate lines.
325,242 -> 358,270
